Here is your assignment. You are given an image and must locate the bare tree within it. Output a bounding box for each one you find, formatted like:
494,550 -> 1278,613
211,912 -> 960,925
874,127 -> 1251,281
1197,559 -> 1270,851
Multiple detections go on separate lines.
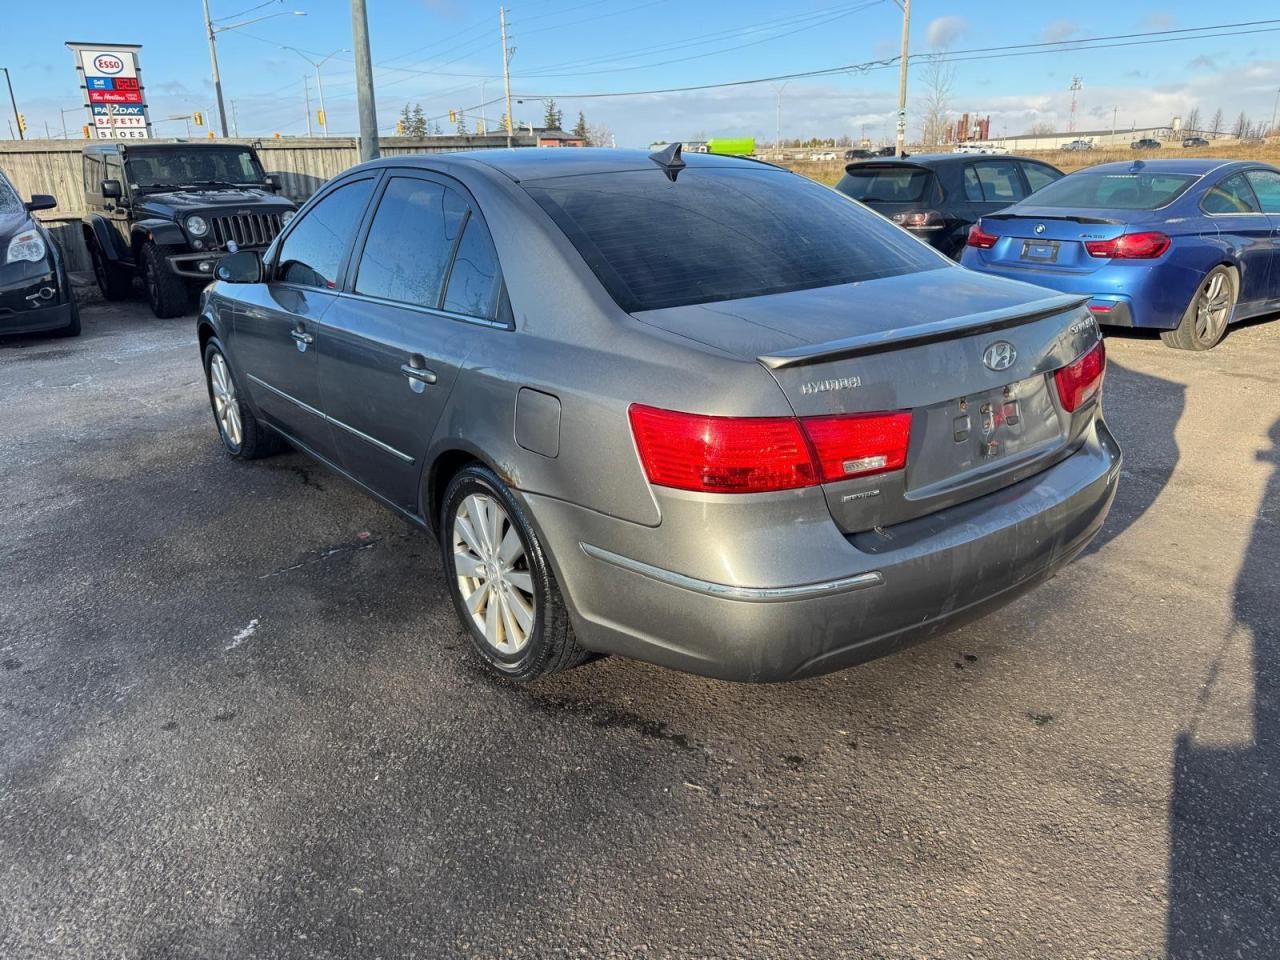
1209,108 -> 1224,138
586,122 -> 615,147
1184,107 -> 1201,136
1029,121 -> 1055,136
1233,112 -> 1250,139
917,54 -> 956,147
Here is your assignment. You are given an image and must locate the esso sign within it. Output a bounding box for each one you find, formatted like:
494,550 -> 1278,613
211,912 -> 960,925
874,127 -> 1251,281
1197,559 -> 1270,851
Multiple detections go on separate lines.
93,54 -> 125,75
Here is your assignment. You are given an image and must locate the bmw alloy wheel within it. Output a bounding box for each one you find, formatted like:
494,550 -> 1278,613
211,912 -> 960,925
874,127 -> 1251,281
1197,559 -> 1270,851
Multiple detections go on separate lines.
451,493 -> 536,655
208,351 -> 243,448
1195,271 -> 1231,344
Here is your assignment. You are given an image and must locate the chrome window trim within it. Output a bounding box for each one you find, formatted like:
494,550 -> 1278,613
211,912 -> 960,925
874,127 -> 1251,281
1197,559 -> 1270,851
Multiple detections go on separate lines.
580,542 -> 883,603
328,288 -> 511,330
246,373 -> 415,463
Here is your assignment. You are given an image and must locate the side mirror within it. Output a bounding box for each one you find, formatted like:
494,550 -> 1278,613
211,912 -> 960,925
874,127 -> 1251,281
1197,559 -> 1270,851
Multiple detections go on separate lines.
264,174 -> 281,192
25,194 -> 57,213
101,179 -> 123,199
215,249 -> 263,284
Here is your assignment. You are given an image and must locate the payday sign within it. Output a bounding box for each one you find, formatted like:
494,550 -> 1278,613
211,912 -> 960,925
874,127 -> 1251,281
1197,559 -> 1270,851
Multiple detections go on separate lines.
66,41 -> 153,139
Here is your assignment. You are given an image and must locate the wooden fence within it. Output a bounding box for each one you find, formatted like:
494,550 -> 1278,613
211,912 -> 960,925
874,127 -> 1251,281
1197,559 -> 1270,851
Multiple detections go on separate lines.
0,136 -> 525,272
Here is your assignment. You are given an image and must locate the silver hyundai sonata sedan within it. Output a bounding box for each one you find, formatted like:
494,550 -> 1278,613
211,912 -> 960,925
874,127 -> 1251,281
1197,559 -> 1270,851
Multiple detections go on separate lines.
199,146 -> 1121,683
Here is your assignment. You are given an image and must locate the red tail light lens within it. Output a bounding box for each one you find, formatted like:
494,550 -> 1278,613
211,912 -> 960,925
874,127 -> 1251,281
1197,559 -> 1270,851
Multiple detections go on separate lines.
1084,231 -> 1170,259
628,405 -> 816,493
892,210 -> 946,231
966,223 -> 998,249
629,405 -> 913,493
1054,340 -> 1106,412
800,412 -> 913,482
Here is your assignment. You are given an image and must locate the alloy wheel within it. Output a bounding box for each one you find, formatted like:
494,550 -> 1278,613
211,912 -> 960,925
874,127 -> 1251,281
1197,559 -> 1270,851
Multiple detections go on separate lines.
1195,272 -> 1231,344
452,493 -> 536,655
208,352 -> 243,448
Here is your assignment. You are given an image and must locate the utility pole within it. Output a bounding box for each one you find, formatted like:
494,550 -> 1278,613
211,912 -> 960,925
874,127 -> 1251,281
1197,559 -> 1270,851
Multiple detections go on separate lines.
1,67 -> 22,141
201,0 -> 230,137
1271,86 -> 1279,137
500,6 -> 515,148
894,0 -> 910,157
771,81 -> 789,156
351,0 -> 380,161
303,75 -> 313,137
231,99 -> 240,137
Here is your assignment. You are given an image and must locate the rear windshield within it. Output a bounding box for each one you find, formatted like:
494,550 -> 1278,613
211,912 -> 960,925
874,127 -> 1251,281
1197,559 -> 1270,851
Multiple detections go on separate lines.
1022,170 -> 1198,210
525,167 -> 946,312
835,166 -> 933,203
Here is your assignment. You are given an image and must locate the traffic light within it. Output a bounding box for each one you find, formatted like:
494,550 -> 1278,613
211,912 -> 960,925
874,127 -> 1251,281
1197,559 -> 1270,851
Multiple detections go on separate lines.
317,110 -> 326,128
16,113 -> 25,134
193,111 -> 204,127
448,109 -> 457,123
207,130 -> 215,139
396,119 -> 405,135
82,125 -> 91,139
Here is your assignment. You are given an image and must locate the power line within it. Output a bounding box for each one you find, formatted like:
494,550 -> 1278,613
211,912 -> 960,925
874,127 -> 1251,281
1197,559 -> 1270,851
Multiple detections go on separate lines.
512,19 -> 1280,100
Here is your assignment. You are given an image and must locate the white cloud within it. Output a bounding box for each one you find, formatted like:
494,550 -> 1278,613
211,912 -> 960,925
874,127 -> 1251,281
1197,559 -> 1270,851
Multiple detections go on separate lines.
926,16 -> 968,51
1043,20 -> 1082,44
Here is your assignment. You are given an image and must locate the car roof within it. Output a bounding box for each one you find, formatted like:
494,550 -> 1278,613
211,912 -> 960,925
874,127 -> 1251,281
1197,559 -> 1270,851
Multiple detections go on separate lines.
354,147 -> 783,183
1080,158 -> 1254,176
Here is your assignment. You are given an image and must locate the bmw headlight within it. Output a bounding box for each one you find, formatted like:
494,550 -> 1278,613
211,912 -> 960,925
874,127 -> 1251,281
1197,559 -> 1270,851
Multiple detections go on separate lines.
186,215 -> 209,237
5,228 -> 46,264
280,209 -> 296,227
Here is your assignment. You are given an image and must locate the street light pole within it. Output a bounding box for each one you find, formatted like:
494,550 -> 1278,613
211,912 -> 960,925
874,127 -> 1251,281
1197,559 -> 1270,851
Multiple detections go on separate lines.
283,48 -> 346,139
894,0 -> 910,157
351,0 -> 380,161
500,6 -> 515,148
201,0 -> 230,137
1,67 -> 23,141
1271,86 -> 1280,138
303,74 -> 312,137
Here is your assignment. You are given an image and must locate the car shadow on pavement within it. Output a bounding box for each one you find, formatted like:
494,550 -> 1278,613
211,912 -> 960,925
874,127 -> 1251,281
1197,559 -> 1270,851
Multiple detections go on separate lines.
1085,359 -> 1184,554
1167,417 -> 1280,957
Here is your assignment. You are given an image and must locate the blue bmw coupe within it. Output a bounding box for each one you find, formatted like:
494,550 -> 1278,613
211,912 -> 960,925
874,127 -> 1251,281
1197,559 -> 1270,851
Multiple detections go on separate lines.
960,159 -> 1280,350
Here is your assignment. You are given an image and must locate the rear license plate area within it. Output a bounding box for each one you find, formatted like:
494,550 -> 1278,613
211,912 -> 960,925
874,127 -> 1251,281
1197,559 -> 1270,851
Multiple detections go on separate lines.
1020,239 -> 1060,262
906,374 -> 1065,494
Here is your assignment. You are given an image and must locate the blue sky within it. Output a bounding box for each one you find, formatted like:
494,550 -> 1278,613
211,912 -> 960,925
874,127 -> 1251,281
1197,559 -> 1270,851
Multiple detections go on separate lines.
3,1 -> 1279,145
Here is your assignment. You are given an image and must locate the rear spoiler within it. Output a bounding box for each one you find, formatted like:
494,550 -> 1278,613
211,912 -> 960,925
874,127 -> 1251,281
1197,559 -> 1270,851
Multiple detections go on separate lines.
984,213 -> 1120,225
757,294 -> 1088,370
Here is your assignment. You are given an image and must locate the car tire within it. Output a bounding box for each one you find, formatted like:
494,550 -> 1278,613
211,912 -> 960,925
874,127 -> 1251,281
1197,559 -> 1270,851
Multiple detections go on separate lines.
88,236 -> 132,301
441,464 -> 589,682
56,300 -> 82,338
141,242 -> 192,319
202,339 -> 285,459
1162,266 -> 1236,351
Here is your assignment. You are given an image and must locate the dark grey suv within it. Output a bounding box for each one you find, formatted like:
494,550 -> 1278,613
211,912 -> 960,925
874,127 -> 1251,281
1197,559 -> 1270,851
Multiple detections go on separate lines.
198,147 -> 1120,683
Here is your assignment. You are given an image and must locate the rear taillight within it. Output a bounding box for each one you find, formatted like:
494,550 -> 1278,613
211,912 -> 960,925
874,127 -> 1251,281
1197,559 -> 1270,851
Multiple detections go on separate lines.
628,404 -> 912,494
966,223 -> 998,249
800,412 -> 912,482
1084,231 -> 1170,259
892,210 -> 946,231
1054,340 -> 1106,412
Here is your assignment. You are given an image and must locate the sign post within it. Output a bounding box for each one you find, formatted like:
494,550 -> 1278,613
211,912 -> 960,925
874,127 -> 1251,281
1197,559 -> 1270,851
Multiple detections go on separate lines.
66,42 -> 153,140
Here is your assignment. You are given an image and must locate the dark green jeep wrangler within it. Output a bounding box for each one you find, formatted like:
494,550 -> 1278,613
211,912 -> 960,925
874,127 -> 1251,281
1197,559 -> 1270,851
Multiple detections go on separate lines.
81,142 -> 296,317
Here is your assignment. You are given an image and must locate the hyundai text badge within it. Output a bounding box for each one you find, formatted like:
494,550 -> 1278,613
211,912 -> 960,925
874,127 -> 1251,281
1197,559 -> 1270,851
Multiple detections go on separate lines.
983,341 -> 1017,372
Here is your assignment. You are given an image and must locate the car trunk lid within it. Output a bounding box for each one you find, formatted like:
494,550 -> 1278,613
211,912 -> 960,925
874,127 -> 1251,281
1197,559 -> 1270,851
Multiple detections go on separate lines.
974,207 -> 1155,274
633,270 -> 1100,533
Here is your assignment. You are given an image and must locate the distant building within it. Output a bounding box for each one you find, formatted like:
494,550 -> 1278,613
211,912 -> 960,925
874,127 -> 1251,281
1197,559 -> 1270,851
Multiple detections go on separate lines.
536,128 -> 587,147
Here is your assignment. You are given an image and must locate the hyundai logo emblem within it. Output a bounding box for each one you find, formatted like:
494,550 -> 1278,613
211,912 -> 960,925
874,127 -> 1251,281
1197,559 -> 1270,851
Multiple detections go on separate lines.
1034,223 -> 1047,235
983,341 -> 1017,371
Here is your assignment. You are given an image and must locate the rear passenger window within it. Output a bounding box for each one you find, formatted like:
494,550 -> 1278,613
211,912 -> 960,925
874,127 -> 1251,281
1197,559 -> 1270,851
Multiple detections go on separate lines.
1202,174 -> 1261,215
355,176 -> 466,307
443,214 -> 501,319
970,161 -> 1026,203
277,178 -> 374,288
963,166 -> 983,202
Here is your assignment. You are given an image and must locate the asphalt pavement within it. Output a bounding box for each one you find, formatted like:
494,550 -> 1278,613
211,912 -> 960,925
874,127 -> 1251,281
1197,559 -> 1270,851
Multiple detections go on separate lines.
1,301 -> 1277,959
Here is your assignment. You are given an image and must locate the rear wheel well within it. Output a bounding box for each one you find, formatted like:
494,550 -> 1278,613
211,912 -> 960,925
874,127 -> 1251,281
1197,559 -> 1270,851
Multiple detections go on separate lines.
426,450 -> 480,530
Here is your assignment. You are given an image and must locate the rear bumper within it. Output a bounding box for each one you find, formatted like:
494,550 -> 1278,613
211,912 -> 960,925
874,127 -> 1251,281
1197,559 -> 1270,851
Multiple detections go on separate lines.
525,418 -> 1122,682
960,253 -> 1200,330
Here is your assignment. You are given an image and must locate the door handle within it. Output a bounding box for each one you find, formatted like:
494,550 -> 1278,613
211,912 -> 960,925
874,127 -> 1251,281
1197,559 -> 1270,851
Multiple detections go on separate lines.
290,329 -> 314,345
400,362 -> 438,385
